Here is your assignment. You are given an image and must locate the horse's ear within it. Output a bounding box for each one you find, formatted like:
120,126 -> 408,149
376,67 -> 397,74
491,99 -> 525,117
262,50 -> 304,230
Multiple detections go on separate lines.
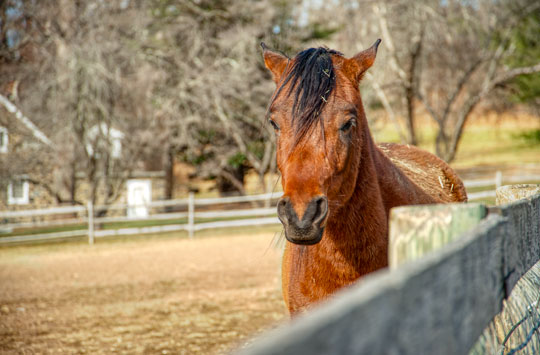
346,39 -> 381,84
261,42 -> 289,84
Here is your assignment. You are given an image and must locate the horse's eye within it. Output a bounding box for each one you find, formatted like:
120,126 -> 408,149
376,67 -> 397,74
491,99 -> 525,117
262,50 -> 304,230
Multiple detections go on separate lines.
269,119 -> 280,131
340,119 -> 356,133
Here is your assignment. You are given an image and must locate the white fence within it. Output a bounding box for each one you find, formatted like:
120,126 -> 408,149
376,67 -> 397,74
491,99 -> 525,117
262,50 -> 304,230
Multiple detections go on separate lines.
1,171 -> 539,245
465,171 -> 540,200
0,192 -> 283,245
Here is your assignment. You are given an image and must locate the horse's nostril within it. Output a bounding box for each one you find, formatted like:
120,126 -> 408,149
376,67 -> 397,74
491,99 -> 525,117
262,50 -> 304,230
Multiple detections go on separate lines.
277,196 -> 328,230
277,197 -> 291,225
312,196 -> 328,225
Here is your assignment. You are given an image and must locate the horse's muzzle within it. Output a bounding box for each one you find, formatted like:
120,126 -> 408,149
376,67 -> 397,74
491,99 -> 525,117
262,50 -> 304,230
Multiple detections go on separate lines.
277,196 -> 328,245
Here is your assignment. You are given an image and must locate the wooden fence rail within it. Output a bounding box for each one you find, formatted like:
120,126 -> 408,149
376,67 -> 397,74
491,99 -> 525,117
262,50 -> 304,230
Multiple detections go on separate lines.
1,172 -> 538,245
238,190 -> 540,355
0,192 -> 283,244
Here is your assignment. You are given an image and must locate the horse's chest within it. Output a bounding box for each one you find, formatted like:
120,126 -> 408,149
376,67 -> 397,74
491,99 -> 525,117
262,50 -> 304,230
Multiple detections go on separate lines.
283,243 -> 360,313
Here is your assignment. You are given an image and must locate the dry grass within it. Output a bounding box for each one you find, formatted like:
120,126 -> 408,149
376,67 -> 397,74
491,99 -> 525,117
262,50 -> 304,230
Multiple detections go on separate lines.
371,111 -> 540,169
0,231 -> 288,354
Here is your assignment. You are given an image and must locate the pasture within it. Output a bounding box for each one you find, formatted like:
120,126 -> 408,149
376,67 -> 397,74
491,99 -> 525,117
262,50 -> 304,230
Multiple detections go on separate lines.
0,230 -> 287,354
371,111 -> 540,169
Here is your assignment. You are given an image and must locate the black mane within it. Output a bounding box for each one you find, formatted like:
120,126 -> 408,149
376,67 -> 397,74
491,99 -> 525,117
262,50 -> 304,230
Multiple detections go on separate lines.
272,47 -> 342,142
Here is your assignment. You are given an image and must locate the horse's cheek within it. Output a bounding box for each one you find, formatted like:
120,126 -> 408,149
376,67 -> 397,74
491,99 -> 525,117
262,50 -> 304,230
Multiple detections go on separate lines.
330,146 -> 357,201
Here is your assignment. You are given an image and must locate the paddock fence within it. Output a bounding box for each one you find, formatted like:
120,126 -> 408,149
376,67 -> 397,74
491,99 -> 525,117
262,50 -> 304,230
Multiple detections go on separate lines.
465,171 -> 540,200
238,186 -> 540,355
0,192 -> 282,245
0,171 -> 539,245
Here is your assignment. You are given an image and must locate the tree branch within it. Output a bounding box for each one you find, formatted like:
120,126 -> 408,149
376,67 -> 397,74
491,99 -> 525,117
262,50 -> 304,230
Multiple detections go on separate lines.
441,58 -> 483,123
415,91 -> 443,124
493,63 -> 540,86
25,177 -> 76,205
372,3 -> 407,82
365,72 -> 408,144
219,169 -> 247,195
213,97 -> 262,171
445,62 -> 540,162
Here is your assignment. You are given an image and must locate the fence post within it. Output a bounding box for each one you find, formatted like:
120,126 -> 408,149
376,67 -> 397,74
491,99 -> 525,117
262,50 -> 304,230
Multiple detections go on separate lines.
495,170 -> 503,189
188,192 -> 195,238
388,203 -> 487,269
87,201 -> 94,245
496,184 -> 540,205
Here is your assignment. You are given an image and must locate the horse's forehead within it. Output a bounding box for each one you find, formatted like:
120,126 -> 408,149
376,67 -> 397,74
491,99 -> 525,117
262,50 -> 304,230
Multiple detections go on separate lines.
334,74 -> 358,97
269,52 -> 358,121
330,53 -> 346,67
270,92 -> 355,116
271,60 -> 357,110
270,102 -> 354,129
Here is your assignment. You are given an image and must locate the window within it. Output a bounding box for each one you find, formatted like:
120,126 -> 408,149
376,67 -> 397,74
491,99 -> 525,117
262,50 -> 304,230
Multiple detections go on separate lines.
85,124 -> 124,159
7,180 -> 29,205
0,127 -> 7,153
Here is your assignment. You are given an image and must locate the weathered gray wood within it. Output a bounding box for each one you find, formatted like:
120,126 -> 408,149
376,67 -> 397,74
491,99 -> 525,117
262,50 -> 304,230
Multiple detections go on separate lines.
498,189 -> 540,355
472,186 -> 540,354
501,192 -> 540,292
238,215 -> 507,355
389,203 -> 487,269
471,263 -> 540,354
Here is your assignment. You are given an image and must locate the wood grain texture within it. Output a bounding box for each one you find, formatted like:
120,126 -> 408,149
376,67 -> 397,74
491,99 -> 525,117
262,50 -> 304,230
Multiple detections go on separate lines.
472,186 -> 540,354
471,263 -> 540,354
501,193 -> 540,292
389,203 -> 486,269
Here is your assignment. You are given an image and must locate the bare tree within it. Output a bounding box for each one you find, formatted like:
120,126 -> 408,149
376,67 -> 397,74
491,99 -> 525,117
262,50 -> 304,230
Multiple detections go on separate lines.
0,0 -> 156,207
414,0 -> 540,161
311,0 -> 540,161
140,0 -> 306,196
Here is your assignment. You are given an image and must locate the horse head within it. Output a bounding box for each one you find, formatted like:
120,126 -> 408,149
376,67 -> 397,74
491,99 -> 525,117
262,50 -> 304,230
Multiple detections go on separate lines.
262,40 -> 380,245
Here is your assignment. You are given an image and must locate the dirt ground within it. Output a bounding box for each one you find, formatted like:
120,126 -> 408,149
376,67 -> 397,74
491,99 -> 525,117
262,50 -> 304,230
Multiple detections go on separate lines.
0,230 -> 288,354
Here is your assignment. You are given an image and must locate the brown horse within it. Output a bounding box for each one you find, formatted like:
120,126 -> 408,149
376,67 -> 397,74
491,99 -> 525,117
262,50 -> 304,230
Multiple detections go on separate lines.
261,40 -> 467,315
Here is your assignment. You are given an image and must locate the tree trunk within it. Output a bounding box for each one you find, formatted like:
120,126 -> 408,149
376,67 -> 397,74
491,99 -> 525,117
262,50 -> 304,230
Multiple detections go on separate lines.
70,159 -> 77,204
404,30 -> 423,146
165,146 -> 175,200
217,166 -> 246,196
435,129 -> 450,162
405,85 -> 417,146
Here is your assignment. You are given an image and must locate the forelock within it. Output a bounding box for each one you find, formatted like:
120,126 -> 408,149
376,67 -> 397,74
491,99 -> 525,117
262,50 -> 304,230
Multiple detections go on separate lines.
271,47 -> 342,143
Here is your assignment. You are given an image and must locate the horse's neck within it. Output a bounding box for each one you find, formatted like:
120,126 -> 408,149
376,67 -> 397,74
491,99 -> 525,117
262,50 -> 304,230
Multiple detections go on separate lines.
319,133 -> 390,275
321,127 -> 436,272
289,123 -> 440,288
